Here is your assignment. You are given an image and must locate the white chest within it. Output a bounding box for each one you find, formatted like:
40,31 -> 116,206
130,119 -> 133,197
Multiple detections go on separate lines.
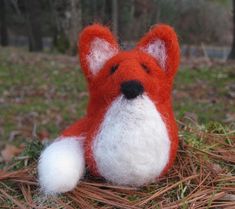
92,95 -> 170,186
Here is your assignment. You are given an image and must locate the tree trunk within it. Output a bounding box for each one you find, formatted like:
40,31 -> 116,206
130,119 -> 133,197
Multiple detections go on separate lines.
92,0 -> 97,20
0,0 -> 8,46
24,0 -> 43,52
228,0 -> 235,59
68,0 -> 82,55
49,0 -> 60,51
126,0 -> 135,41
112,0 -> 118,36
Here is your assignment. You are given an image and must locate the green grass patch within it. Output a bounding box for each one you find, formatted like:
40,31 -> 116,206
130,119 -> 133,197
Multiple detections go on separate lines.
0,47 -> 234,143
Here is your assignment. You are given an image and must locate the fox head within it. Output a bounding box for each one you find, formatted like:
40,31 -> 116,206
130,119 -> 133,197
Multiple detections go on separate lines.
78,24 -> 180,112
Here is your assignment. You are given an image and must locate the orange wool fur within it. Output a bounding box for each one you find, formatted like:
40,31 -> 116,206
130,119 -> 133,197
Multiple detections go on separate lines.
38,23 -> 180,194
62,23 -> 180,177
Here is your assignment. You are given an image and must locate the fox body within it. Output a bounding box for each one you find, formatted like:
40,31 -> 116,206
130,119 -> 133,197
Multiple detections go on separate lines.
38,24 -> 180,194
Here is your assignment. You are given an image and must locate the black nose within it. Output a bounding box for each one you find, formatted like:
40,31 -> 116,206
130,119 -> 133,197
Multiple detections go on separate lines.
121,80 -> 144,99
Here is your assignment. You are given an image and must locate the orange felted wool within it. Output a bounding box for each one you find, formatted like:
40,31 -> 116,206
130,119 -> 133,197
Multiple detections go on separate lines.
38,23 -> 180,194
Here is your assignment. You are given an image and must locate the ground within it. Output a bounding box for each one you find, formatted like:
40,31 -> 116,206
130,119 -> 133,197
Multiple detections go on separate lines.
0,47 -> 234,208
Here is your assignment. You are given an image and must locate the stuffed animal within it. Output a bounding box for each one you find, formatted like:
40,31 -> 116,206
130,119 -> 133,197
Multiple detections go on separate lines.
38,23 -> 180,194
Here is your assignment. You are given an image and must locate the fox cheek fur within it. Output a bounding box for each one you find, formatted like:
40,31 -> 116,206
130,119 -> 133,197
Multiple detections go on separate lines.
38,23 -> 180,194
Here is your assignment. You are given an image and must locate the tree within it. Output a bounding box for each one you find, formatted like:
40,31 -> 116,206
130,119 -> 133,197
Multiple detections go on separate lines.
112,0 -> 118,35
68,0 -> 82,54
51,0 -> 82,54
0,0 -> 9,46
228,0 -> 235,59
24,0 -> 43,52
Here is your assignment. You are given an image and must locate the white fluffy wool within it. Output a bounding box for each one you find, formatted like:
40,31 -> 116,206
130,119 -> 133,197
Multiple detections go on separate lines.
141,39 -> 167,70
38,137 -> 85,194
92,95 -> 170,186
87,38 -> 118,75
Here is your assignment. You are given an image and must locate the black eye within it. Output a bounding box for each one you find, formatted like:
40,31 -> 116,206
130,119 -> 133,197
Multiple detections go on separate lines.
110,64 -> 119,74
141,64 -> 150,73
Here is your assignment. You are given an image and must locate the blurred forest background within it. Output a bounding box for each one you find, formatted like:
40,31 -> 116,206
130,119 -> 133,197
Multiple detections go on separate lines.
0,0 -> 233,57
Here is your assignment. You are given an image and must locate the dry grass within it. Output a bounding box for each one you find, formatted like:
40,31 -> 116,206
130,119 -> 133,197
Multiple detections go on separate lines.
0,121 -> 234,209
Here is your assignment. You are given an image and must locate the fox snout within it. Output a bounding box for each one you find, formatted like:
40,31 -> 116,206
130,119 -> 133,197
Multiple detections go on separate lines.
120,80 -> 144,100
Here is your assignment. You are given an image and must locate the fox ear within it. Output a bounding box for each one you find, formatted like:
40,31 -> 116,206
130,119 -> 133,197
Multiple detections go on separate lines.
78,24 -> 119,79
136,24 -> 180,78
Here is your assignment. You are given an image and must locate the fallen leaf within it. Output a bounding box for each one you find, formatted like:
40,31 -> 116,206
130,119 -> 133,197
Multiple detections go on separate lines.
224,112 -> 235,123
1,144 -> 24,162
38,130 -> 50,141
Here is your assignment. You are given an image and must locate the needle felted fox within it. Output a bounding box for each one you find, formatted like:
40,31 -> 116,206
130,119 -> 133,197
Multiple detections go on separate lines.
38,23 -> 180,194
